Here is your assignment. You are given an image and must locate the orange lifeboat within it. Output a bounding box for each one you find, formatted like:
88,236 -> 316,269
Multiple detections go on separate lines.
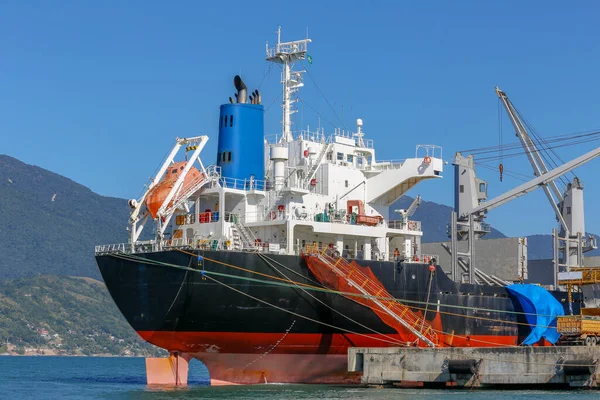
145,161 -> 205,218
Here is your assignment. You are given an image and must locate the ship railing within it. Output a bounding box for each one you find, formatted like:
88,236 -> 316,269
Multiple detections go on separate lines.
239,209 -> 292,224
265,129 -> 331,145
299,244 -> 387,261
205,164 -> 222,179
365,159 -> 405,171
355,138 -> 374,149
403,254 -> 440,264
176,211 -> 224,225
94,243 -> 131,255
219,176 -> 268,191
388,220 -> 422,231
296,129 -> 328,143
299,244 -> 439,265
161,238 -> 196,249
333,129 -> 375,149
266,40 -> 309,59
416,144 -> 443,160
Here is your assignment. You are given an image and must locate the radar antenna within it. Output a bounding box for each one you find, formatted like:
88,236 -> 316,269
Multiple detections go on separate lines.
266,27 -> 311,142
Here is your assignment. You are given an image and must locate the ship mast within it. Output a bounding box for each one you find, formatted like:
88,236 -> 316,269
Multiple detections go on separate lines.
266,27 -> 311,142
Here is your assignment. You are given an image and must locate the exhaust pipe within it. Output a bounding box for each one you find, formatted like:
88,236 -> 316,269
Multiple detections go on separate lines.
233,75 -> 247,104
255,89 -> 261,104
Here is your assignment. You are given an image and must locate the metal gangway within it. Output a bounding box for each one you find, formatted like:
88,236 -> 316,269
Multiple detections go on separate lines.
302,246 -> 438,347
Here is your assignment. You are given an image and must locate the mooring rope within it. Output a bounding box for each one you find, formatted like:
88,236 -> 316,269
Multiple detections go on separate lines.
109,251 -> 563,332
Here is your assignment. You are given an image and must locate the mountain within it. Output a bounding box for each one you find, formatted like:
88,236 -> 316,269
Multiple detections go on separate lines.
0,275 -> 164,356
389,196 -> 506,243
0,155 -> 129,280
525,233 -> 600,259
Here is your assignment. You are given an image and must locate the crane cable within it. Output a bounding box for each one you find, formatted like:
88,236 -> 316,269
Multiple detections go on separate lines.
516,107 -> 570,189
498,98 -> 504,182
460,130 -> 600,156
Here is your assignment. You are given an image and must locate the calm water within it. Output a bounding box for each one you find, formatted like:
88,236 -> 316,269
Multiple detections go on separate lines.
0,356 -> 597,399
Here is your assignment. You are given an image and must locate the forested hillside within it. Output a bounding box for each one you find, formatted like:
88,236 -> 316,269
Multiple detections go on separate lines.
0,275 -> 163,356
0,155 -> 129,280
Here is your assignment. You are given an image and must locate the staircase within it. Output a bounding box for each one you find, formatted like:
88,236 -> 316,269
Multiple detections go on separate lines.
305,142 -> 330,188
302,249 -> 438,347
231,216 -> 258,251
405,195 -> 422,217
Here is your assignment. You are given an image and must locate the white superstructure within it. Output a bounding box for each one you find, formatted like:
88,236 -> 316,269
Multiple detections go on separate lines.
107,29 -> 445,262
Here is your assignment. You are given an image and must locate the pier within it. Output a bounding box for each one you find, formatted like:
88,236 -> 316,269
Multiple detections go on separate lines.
348,346 -> 600,389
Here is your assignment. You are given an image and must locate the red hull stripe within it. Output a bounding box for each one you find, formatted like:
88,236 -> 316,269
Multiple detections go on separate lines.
137,331 -> 521,354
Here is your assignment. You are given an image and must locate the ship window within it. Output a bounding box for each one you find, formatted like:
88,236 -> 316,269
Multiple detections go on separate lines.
567,207 -> 571,215
227,152 -> 232,162
230,115 -> 233,127
479,183 -> 486,193
222,152 -> 227,162
337,152 -> 344,161
224,115 -> 228,126
357,157 -> 363,165
345,180 -> 349,188
347,154 -> 354,163
326,151 -> 333,161
172,169 -> 177,173
460,185 -> 464,193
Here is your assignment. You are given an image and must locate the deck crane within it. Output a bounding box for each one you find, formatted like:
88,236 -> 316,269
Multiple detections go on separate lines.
451,88 -> 600,284
452,145 -> 600,285
495,87 -> 597,270
394,195 -> 421,228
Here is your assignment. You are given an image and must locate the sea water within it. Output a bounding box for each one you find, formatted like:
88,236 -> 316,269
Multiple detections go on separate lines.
0,356 -> 596,399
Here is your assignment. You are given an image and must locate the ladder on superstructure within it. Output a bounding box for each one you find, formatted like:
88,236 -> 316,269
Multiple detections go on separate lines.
305,140 -> 330,188
231,216 -> 258,251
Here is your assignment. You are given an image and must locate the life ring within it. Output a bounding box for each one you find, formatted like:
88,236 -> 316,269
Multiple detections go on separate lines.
303,149 -> 309,157
270,211 -> 277,220
278,204 -> 285,212
423,156 -> 432,165
310,178 -> 317,186
408,221 -> 416,230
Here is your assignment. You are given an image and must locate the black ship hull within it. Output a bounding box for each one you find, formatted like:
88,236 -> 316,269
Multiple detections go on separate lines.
96,249 -> 572,384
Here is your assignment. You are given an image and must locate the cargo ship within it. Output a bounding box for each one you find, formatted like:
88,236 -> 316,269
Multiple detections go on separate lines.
95,29 -> 591,385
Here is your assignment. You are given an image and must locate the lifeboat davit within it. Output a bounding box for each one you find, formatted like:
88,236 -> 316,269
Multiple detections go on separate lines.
145,161 -> 204,219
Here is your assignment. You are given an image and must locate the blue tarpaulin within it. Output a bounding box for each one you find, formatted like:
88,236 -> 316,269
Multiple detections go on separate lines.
506,284 -> 564,345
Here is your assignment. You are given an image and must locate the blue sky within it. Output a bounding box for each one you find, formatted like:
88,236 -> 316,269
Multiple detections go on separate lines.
2,1 -> 600,237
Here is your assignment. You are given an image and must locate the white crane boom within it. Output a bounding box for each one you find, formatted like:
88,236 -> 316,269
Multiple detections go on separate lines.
496,87 -> 568,231
472,145 -> 600,215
